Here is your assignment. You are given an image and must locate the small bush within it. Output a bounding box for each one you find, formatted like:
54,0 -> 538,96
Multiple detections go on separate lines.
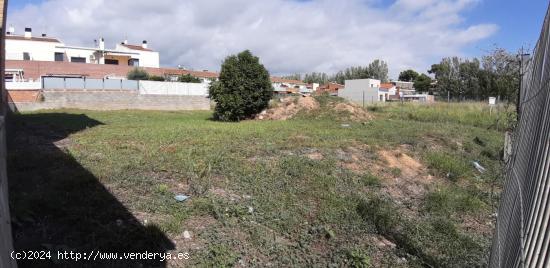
127,67 -> 149,80
148,75 -> 165,81
178,74 -> 202,83
390,167 -> 402,177
362,173 -> 381,187
356,196 -> 399,235
209,50 -> 273,121
204,244 -> 238,267
347,248 -> 371,268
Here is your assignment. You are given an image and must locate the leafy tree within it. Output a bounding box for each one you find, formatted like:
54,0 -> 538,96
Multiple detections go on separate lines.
428,47 -> 520,102
178,74 -> 202,83
414,74 -> 432,92
368,59 -> 389,82
481,47 -> 520,103
399,69 -> 419,82
127,68 -> 149,80
332,66 -> 371,84
209,50 -> 273,121
148,75 -> 165,81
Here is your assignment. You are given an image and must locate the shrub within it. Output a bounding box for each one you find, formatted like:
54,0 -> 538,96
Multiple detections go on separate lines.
209,50 -> 273,121
178,74 -> 202,83
127,67 -> 149,80
346,248 -> 371,268
148,75 -> 165,81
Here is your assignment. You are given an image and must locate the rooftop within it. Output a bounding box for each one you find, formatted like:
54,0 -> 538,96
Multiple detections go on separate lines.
6,34 -> 61,43
120,44 -> 154,52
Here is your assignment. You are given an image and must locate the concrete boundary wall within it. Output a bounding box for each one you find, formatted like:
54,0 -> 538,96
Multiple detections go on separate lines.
9,89 -> 210,112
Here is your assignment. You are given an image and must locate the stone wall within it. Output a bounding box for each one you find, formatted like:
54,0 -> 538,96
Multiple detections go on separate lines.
9,89 -> 211,112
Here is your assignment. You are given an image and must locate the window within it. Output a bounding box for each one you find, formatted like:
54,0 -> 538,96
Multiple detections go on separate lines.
23,52 -> 30,60
128,58 -> 139,66
105,59 -> 119,65
54,52 -> 64,62
70,57 -> 86,63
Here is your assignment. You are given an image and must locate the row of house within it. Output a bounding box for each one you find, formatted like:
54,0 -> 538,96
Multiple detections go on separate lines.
5,26 -> 433,103
5,26 -> 314,92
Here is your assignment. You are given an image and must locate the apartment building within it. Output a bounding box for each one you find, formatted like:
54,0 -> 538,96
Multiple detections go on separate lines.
6,26 -> 160,68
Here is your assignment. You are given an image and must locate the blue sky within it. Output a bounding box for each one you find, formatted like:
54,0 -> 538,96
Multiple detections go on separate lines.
7,0 -> 550,76
10,0 -> 548,53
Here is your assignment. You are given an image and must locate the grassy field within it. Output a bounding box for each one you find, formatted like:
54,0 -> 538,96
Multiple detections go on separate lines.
8,99 -> 510,267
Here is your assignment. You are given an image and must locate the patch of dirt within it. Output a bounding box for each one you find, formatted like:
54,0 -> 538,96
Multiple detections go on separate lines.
333,102 -> 373,121
378,150 -> 425,178
376,149 -> 442,205
335,145 -> 444,208
257,96 -> 319,120
306,152 -> 324,160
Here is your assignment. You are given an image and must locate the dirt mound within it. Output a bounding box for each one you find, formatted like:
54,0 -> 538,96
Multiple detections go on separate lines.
333,102 -> 373,121
257,96 -> 320,120
257,96 -> 372,121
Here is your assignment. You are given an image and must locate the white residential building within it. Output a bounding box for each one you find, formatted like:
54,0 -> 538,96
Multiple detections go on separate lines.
5,27 -> 160,67
339,79 -> 381,103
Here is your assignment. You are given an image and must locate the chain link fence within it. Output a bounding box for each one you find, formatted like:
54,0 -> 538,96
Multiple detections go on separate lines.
489,4 -> 550,268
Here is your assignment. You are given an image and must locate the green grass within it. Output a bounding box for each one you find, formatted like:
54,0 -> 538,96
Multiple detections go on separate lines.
8,99 -> 506,267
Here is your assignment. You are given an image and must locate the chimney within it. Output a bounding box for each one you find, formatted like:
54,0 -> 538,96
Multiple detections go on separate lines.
24,27 -> 32,38
99,37 -> 105,50
142,40 -> 148,49
7,25 -> 14,35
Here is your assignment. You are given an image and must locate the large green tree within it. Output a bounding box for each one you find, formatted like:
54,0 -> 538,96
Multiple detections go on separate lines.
368,59 -> 389,82
209,50 -> 273,121
428,47 -> 520,102
398,69 -> 419,82
414,74 -> 432,92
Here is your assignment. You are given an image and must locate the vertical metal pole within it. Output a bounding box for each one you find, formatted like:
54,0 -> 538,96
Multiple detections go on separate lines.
362,91 -> 365,107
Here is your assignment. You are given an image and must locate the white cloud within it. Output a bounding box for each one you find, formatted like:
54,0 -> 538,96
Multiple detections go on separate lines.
7,0 -> 498,78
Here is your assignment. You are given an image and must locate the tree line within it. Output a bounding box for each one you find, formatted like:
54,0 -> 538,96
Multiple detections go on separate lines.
428,47 -> 521,102
282,59 -> 390,85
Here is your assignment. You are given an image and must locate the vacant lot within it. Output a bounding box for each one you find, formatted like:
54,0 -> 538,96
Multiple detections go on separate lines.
8,98 -> 509,267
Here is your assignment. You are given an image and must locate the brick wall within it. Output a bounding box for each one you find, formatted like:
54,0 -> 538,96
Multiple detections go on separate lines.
6,60 -> 218,81
6,90 -> 40,103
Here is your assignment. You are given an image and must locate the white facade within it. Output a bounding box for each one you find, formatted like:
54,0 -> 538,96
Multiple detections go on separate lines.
6,37 -> 60,61
6,28 -> 160,68
340,79 -> 381,103
116,43 -> 160,68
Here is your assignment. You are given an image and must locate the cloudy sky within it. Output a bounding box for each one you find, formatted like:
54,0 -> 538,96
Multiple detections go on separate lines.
7,0 -> 549,78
